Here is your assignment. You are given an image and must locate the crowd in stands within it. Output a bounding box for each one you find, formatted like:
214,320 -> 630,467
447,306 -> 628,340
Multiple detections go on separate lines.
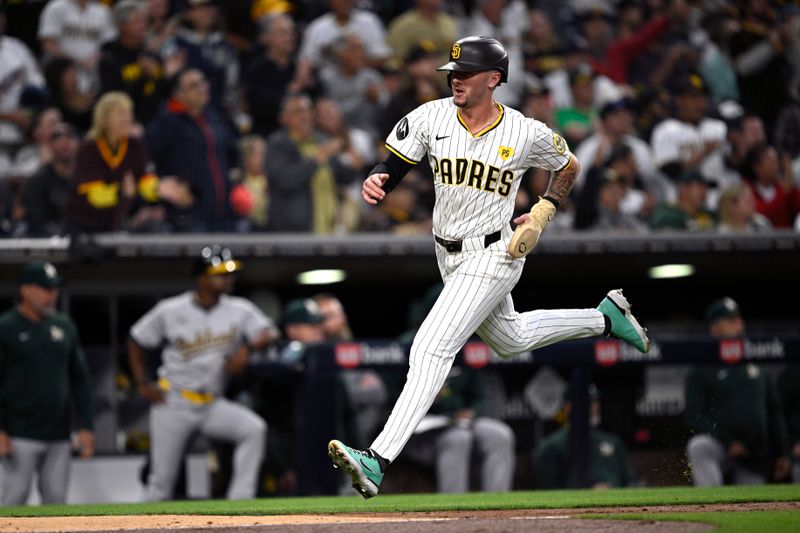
1,0 -> 800,236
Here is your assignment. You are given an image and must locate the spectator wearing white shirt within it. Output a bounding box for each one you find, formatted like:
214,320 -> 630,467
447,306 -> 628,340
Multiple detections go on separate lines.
650,73 -> 727,206
38,0 -> 117,99
38,0 -> 117,69
298,0 -> 390,75
458,0 -> 528,108
319,34 -> 388,140
574,98 -> 661,200
0,5 -> 47,158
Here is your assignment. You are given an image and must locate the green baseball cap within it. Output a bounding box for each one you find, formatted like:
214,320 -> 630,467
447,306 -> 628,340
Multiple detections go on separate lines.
283,298 -> 324,325
19,261 -> 63,288
705,297 -> 741,323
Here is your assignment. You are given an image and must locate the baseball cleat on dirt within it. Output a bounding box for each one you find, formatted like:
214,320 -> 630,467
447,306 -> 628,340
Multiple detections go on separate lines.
597,289 -> 650,353
328,439 -> 383,499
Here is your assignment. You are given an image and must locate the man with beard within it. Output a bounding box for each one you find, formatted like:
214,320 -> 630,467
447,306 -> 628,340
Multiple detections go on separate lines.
22,122 -> 80,236
0,261 -> 94,505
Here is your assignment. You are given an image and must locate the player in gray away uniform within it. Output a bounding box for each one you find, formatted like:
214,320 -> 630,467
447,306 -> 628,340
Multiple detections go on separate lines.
129,246 -> 278,501
328,36 -> 650,499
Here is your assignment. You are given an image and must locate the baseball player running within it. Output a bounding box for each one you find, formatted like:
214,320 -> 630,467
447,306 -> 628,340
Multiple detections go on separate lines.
328,36 -> 650,499
129,245 -> 278,500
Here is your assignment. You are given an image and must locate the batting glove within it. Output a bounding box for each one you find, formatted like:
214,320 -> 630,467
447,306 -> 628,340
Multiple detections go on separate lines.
507,196 -> 557,258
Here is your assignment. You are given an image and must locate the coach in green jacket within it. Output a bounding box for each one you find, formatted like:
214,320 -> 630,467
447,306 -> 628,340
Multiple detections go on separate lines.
534,385 -> 634,489
0,262 -> 94,505
684,297 -> 790,486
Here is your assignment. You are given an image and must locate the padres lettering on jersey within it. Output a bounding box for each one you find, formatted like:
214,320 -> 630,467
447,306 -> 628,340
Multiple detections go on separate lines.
385,98 -> 571,241
430,156 -> 516,197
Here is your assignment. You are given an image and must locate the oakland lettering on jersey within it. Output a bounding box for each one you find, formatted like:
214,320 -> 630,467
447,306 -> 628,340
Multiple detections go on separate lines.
176,327 -> 237,360
432,155 -> 514,197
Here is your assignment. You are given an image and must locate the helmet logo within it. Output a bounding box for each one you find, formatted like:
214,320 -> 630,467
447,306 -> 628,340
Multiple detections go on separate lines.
451,43 -> 461,60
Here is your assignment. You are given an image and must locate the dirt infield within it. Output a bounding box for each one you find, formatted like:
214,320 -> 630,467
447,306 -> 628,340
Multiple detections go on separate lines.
0,502 -> 796,533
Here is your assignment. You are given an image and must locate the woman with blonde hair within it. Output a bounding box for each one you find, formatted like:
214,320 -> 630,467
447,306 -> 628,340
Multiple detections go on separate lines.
717,183 -> 773,234
65,91 -> 144,232
66,91 -> 191,232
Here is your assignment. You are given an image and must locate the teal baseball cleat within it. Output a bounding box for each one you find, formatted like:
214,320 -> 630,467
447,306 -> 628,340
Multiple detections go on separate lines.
328,440 -> 384,499
597,289 -> 650,353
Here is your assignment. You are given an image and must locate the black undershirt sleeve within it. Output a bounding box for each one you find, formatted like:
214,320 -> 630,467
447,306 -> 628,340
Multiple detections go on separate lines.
368,152 -> 416,194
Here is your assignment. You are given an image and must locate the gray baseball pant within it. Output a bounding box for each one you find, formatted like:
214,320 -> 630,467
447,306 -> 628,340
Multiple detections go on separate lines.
687,434 -> 765,486
435,417 -> 515,493
146,396 -> 266,501
1,437 -> 71,505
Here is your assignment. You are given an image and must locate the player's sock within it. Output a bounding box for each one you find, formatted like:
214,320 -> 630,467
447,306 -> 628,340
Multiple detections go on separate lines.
369,449 -> 390,473
602,314 -> 612,337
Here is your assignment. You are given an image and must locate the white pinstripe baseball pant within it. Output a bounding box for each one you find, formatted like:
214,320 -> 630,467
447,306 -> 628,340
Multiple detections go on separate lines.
371,228 -> 605,461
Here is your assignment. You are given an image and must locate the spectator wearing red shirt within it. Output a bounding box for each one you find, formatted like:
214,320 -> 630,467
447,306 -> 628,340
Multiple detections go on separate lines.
744,144 -> 800,228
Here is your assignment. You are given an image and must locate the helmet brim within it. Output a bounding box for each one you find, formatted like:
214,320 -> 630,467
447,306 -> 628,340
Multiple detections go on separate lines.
437,61 -> 484,73
200,259 -> 242,276
437,61 -> 507,83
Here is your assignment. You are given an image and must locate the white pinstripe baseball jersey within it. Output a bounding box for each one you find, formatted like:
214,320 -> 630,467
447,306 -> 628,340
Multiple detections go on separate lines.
385,97 -> 572,240
0,36 -> 45,145
130,292 -> 276,395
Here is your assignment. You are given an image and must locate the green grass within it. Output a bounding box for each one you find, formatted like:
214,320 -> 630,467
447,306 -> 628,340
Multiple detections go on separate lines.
0,484 -> 797,517
587,511 -> 800,533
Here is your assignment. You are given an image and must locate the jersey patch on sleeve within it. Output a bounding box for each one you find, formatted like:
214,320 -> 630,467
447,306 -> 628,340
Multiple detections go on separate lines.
396,117 -> 410,140
552,133 -> 567,155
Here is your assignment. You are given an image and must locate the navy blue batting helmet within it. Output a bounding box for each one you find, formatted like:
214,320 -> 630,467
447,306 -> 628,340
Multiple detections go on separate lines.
437,36 -> 509,84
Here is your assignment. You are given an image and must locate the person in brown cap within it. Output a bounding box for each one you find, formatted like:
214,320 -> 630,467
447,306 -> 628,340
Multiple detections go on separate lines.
0,261 -> 94,505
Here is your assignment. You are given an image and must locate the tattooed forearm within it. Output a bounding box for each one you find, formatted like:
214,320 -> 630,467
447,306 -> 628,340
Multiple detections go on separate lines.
544,155 -> 580,205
